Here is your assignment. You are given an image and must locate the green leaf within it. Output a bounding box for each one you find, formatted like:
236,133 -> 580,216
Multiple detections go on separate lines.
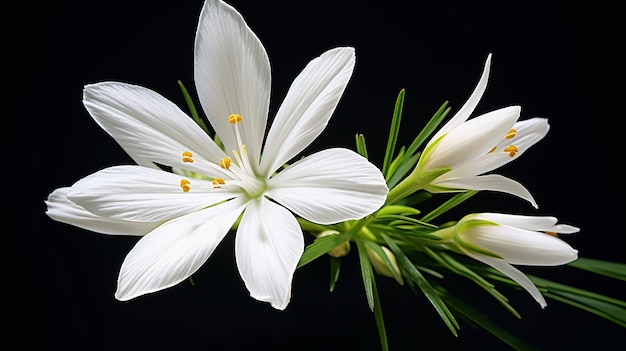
382,89 -> 405,177
177,80 -> 210,135
438,289 -> 538,351
371,272 -> 389,351
329,256 -> 342,292
568,257 -> 626,281
420,191 -> 477,223
386,152 -> 420,189
355,238 -> 375,311
404,101 -> 450,157
355,133 -> 369,159
297,231 -> 351,268
382,234 -> 459,335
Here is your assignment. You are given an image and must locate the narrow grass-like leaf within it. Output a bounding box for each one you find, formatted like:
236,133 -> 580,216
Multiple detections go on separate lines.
177,80 -> 210,135
382,89 -> 405,177
568,257 -> 626,281
297,231 -> 351,268
386,153 -> 420,189
438,289 -> 537,351
542,291 -> 626,327
420,191 -> 478,223
404,101 -> 450,157
371,272 -> 389,351
355,237 -> 375,311
382,234 -> 459,335
355,133 -> 369,159
329,256 -> 342,292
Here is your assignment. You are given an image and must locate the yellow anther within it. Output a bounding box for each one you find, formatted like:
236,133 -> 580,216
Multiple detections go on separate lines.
488,146 -> 497,154
228,114 -> 242,124
220,157 -> 232,170
545,231 -> 558,237
182,151 -> 194,163
212,177 -> 225,188
503,144 -> 518,157
180,179 -> 191,192
505,128 -> 517,139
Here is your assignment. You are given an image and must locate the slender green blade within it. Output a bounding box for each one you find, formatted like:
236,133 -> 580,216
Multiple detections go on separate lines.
371,271 -> 389,351
382,89 -> 405,177
382,234 -> 459,335
177,80 -> 210,135
355,238 -> 375,311
438,289 -> 537,351
568,257 -> 626,281
297,231 -> 351,268
404,101 -> 450,157
355,133 -> 369,159
329,256 -> 342,292
421,191 -> 477,223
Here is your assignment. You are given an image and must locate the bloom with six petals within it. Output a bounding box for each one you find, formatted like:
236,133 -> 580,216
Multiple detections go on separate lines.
45,0 -> 388,310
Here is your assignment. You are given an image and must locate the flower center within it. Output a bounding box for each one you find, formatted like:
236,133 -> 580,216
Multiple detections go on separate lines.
176,114 -> 267,199
487,128 -> 518,157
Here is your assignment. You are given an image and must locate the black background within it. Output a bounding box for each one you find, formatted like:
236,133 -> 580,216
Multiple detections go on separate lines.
13,0 -> 624,350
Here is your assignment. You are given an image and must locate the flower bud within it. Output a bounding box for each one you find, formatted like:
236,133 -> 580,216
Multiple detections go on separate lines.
317,230 -> 351,257
366,245 -> 404,285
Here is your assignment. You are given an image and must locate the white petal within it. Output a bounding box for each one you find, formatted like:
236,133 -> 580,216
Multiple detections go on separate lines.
68,165 -> 238,222
463,224 -> 579,265
46,187 -> 159,235
436,173 -> 538,208
235,197 -> 304,310
83,82 -> 227,178
260,47 -> 356,175
453,117 -> 550,176
266,148 -> 388,224
426,106 -> 520,171
472,213 -> 558,231
194,0 -> 270,167
115,198 -> 247,301
466,252 -> 547,308
433,54 -> 492,139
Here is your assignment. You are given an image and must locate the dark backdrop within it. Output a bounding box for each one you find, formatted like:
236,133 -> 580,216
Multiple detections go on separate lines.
14,0 -> 623,350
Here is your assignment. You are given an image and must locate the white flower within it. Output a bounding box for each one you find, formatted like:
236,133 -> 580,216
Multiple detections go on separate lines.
45,0 -> 388,310
445,212 -> 579,308
413,54 -> 549,208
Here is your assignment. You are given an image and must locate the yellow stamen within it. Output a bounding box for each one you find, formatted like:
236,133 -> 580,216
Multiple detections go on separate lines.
220,156 -> 232,170
503,144 -> 518,157
545,231 -> 558,237
505,128 -> 517,139
212,177 -> 225,188
488,146 -> 497,154
228,114 -> 242,124
182,151 -> 194,163
180,179 -> 191,192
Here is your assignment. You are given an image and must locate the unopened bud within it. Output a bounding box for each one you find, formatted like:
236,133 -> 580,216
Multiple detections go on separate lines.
317,230 -> 351,258
366,245 -> 404,285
